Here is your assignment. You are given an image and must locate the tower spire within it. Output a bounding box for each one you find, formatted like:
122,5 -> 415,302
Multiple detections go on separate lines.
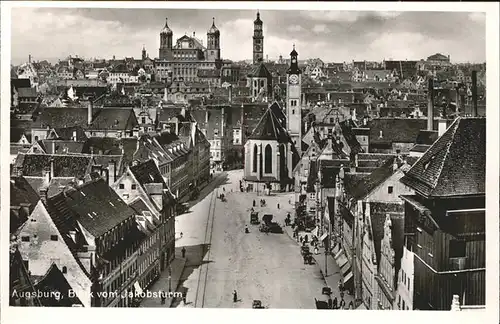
212,17 -> 215,26
165,18 -> 168,27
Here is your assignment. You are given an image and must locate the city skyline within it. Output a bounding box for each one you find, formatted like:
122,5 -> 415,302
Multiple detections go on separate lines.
11,8 -> 486,65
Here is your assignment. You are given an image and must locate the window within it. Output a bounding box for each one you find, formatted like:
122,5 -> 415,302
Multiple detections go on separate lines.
119,184 -> 125,189
264,144 -> 272,174
407,278 -> 410,290
388,186 -> 393,194
50,235 -> 58,241
252,144 -> 258,172
260,80 -> 264,87
292,109 -> 295,115
131,184 -> 137,190
141,117 -> 146,124
449,240 -> 466,258
21,236 -> 30,242
62,266 -> 67,274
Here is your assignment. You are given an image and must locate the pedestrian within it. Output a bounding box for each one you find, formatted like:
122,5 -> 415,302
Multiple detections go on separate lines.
328,296 -> 333,309
183,295 -> 187,305
314,246 -> 319,255
304,234 -> 309,243
277,203 -> 280,209
339,298 -> 345,310
181,247 -> 186,258
233,290 -> 238,302
180,232 -> 183,237
299,236 -> 303,243
223,187 -> 225,192
161,291 -> 166,305
333,297 -> 338,309
348,300 -> 354,309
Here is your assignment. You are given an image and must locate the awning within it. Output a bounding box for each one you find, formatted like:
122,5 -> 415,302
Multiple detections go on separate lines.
134,282 -> 143,295
340,261 -> 351,276
335,251 -> 348,268
319,232 -> 328,242
311,226 -> 319,238
344,271 -> 353,283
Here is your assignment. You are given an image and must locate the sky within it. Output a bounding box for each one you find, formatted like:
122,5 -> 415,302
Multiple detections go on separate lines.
10,7 -> 486,65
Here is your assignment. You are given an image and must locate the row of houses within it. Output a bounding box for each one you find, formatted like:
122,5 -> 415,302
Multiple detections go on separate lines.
293,80 -> 486,310
10,155 -> 177,307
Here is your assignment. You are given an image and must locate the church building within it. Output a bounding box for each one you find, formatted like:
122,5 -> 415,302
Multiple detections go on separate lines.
243,47 -> 302,192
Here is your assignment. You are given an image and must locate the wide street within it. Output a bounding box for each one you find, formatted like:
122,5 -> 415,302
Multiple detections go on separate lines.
174,170 -> 326,309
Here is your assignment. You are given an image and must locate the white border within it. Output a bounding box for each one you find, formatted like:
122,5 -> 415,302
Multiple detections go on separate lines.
1,2 -> 498,324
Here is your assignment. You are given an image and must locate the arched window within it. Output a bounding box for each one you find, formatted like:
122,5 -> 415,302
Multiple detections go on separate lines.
252,144 -> 258,172
264,144 -> 272,174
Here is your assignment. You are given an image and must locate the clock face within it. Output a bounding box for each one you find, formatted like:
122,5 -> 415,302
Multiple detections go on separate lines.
289,74 -> 299,85
255,45 -> 261,51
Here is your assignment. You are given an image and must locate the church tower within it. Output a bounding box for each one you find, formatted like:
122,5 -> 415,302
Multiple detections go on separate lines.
159,18 -> 173,60
253,11 -> 264,64
286,45 -> 302,165
142,45 -> 147,60
207,17 -> 221,61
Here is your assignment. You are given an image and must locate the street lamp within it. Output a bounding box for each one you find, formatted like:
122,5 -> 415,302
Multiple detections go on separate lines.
168,266 -> 172,293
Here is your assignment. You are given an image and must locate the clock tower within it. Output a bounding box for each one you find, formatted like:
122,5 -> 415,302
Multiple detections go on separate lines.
286,45 -> 302,162
253,11 -> 264,64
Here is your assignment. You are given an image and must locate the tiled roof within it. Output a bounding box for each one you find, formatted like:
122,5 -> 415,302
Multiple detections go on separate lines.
10,176 -> 40,208
16,154 -> 91,178
34,263 -> 84,306
401,117 -> 485,197
368,118 -> 437,145
249,63 -> 272,79
129,160 -> 175,204
54,178 -> 136,237
340,119 -> 363,154
18,87 -> 38,98
16,200 -> 92,306
10,144 -> 30,156
343,172 -> 368,197
50,126 -> 88,141
247,105 -> 289,143
415,130 -> 438,145
349,157 -> 396,200
134,134 -> 173,165
90,108 -> 138,131
410,144 -> 430,153
40,140 -> 85,154
10,128 -> 31,143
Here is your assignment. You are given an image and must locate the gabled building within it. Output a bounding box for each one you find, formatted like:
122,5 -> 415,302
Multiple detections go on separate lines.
14,200 -> 92,306
112,159 -> 176,272
46,178 -> 143,307
399,117 -> 485,310
243,102 -> 298,192
247,63 -> 273,102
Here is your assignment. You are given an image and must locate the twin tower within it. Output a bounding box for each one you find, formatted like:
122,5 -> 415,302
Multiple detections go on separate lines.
158,12 -> 264,64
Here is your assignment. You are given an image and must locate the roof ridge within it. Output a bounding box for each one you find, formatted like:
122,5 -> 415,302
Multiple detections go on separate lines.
429,118 -> 460,190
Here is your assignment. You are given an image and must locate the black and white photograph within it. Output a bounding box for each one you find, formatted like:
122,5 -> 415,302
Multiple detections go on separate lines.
2,2 -> 499,323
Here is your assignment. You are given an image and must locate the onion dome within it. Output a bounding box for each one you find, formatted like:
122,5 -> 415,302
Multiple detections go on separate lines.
161,18 -> 173,35
254,11 -> 262,25
208,17 -> 220,35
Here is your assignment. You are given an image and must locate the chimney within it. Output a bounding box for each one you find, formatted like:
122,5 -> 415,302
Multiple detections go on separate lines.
108,160 -> 117,185
39,187 -> 48,204
451,295 -> 461,311
44,169 -> 51,184
88,100 -> 93,125
393,158 -> 398,172
50,158 -> 55,180
193,31 -> 195,38
29,54 -> 32,64
438,119 -> 447,137
69,231 -> 77,243
427,78 -> 434,131
51,141 -> 56,154
471,70 -> 478,117
73,130 -> 77,141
